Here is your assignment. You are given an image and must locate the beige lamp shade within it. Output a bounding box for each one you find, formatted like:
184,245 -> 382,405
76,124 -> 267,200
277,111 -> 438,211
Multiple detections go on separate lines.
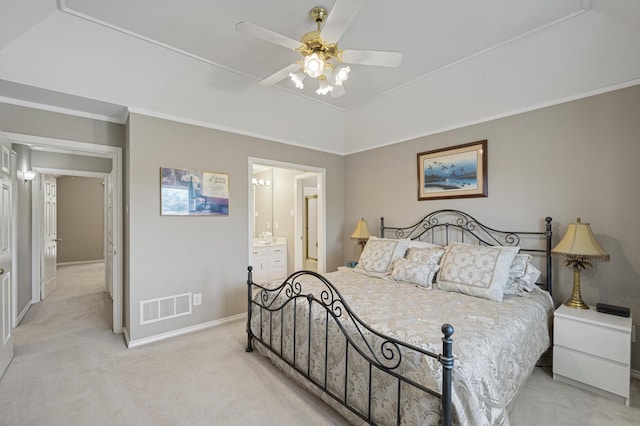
552,218 -> 609,262
351,218 -> 371,240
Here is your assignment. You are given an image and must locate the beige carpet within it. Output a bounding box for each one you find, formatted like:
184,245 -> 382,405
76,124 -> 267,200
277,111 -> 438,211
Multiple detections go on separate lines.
0,263 -> 638,425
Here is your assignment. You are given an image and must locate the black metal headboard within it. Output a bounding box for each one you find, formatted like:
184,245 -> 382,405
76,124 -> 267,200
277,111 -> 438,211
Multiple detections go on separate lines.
380,209 -> 553,295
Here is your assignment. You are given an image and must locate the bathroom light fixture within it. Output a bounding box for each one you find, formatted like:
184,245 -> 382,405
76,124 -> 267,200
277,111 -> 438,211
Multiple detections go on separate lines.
252,178 -> 271,186
23,170 -> 37,181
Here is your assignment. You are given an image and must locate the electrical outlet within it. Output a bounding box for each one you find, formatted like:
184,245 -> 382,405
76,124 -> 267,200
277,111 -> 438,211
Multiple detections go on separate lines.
193,293 -> 202,306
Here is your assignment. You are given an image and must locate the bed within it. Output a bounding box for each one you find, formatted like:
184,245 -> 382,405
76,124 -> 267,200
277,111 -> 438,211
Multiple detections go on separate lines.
246,209 -> 554,425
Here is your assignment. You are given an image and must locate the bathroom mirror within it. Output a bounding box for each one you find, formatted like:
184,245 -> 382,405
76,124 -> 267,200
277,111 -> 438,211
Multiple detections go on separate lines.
252,166 -> 273,239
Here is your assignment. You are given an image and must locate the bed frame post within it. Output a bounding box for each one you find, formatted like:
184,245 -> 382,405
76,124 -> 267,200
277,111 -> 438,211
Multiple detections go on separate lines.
380,216 -> 385,238
246,266 -> 254,353
545,217 -> 553,296
440,324 -> 454,426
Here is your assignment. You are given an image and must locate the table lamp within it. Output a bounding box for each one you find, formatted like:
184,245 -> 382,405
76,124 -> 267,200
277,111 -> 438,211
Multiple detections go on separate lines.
351,218 -> 371,251
552,218 -> 609,309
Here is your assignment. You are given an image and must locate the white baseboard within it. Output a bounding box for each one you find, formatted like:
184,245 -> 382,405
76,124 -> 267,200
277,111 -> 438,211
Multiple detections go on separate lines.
57,259 -> 105,266
126,313 -> 247,348
632,369 -> 640,379
15,301 -> 31,326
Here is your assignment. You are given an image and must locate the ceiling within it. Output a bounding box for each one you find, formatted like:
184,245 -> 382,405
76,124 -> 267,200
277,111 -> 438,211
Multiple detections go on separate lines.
0,0 -> 639,153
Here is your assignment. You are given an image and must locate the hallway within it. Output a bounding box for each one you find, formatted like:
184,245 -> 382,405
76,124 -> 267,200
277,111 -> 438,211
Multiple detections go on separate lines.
0,262 -> 124,424
12,262 -> 112,346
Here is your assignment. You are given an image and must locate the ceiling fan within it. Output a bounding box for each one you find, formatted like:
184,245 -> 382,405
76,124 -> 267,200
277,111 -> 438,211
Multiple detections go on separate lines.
236,0 -> 403,98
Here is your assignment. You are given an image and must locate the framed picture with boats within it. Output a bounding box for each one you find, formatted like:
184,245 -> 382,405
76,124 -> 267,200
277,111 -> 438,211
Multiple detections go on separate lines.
417,140 -> 487,201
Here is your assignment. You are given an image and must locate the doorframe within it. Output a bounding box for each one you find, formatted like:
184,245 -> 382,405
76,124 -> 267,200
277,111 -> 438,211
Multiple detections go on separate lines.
6,132 -> 123,334
248,158 -> 326,274
294,173 -> 321,271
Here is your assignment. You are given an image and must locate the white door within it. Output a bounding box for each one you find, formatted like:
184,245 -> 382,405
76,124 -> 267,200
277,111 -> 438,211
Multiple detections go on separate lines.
106,174 -> 113,298
0,142 -> 13,377
41,175 -> 57,299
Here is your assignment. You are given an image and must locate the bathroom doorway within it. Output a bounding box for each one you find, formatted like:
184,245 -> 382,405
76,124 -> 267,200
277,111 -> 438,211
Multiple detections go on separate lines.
248,158 -> 325,277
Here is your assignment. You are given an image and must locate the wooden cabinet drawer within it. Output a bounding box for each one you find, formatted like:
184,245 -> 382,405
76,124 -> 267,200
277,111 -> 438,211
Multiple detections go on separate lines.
555,317 -> 630,364
252,247 -> 269,257
554,345 -> 630,398
270,246 -> 286,256
270,256 -> 285,267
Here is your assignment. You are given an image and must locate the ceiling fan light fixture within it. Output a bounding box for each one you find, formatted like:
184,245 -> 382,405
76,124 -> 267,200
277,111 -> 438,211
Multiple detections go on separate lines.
237,4 -> 403,98
288,70 -> 306,89
333,65 -> 351,85
304,52 -> 325,78
315,78 -> 334,95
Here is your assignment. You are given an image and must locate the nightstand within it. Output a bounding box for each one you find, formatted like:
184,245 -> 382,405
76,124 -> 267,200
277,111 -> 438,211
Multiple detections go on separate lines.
553,304 -> 632,406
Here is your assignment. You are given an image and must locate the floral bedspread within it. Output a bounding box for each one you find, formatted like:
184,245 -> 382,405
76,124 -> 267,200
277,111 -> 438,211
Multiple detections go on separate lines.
250,269 -> 554,425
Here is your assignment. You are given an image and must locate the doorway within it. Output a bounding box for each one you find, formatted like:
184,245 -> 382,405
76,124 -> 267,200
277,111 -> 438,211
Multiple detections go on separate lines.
305,195 -> 318,262
248,158 -> 326,276
6,132 -> 123,334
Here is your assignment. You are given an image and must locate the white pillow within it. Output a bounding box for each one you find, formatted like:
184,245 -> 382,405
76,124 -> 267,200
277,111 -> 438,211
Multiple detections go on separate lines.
355,236 -> 410,276
407,246 -> 445,264
519,263 -> 541,292
390,257 -> 440,289
436,243 -> 519,302
504,254 -> 531,295
407,240 -> 442,250
504,254 -> 543,295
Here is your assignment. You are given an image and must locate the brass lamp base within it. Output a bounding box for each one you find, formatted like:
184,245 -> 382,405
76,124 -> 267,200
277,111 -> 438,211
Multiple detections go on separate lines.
564,268 -> 590,310
564,298 -> 589,310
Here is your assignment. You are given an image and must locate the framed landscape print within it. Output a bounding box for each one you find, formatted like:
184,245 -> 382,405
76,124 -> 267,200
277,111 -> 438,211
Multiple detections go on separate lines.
417,140 -> 487,201
160,167 -> 229,216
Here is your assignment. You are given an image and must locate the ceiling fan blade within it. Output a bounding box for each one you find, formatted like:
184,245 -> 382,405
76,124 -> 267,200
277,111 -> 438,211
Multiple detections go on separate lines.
341,49 -> 403,67
259,63 -> 301,86
236,21 -> 301,50
320,0 -> 365,42
330,84 -> 346,98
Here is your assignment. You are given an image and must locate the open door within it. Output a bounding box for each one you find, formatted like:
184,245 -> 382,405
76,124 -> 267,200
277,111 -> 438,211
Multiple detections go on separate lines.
105,173 -> 113,298
0,141 -> 13,377
41,174 -> 57,299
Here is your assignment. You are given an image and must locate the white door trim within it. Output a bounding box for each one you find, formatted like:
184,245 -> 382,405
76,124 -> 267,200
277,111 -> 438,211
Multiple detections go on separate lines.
5,132 -> 123,334
248,158 -> 326,275
293,172 -> 320,271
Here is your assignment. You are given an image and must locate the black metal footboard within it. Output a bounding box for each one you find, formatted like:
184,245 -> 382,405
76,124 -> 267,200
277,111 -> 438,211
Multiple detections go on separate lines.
246,267 -> 454,426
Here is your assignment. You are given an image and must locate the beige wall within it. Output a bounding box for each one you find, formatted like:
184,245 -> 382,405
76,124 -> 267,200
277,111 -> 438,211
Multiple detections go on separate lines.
345,85 -> 640,370
0,103 -> 125,148
56,176 -> 105,263
126,113 -> 345,341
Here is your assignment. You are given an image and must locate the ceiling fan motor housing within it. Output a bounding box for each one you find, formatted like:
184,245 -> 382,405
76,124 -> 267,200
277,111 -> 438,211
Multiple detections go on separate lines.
299,7 -> 340,65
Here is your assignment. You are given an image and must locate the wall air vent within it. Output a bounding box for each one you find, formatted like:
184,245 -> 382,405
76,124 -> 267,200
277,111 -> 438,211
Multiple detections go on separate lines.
140,293 -> 192,325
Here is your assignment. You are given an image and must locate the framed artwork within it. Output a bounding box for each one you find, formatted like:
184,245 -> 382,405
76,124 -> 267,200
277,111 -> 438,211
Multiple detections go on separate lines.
160,167 -> 229,216
417,140 -> 487,201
